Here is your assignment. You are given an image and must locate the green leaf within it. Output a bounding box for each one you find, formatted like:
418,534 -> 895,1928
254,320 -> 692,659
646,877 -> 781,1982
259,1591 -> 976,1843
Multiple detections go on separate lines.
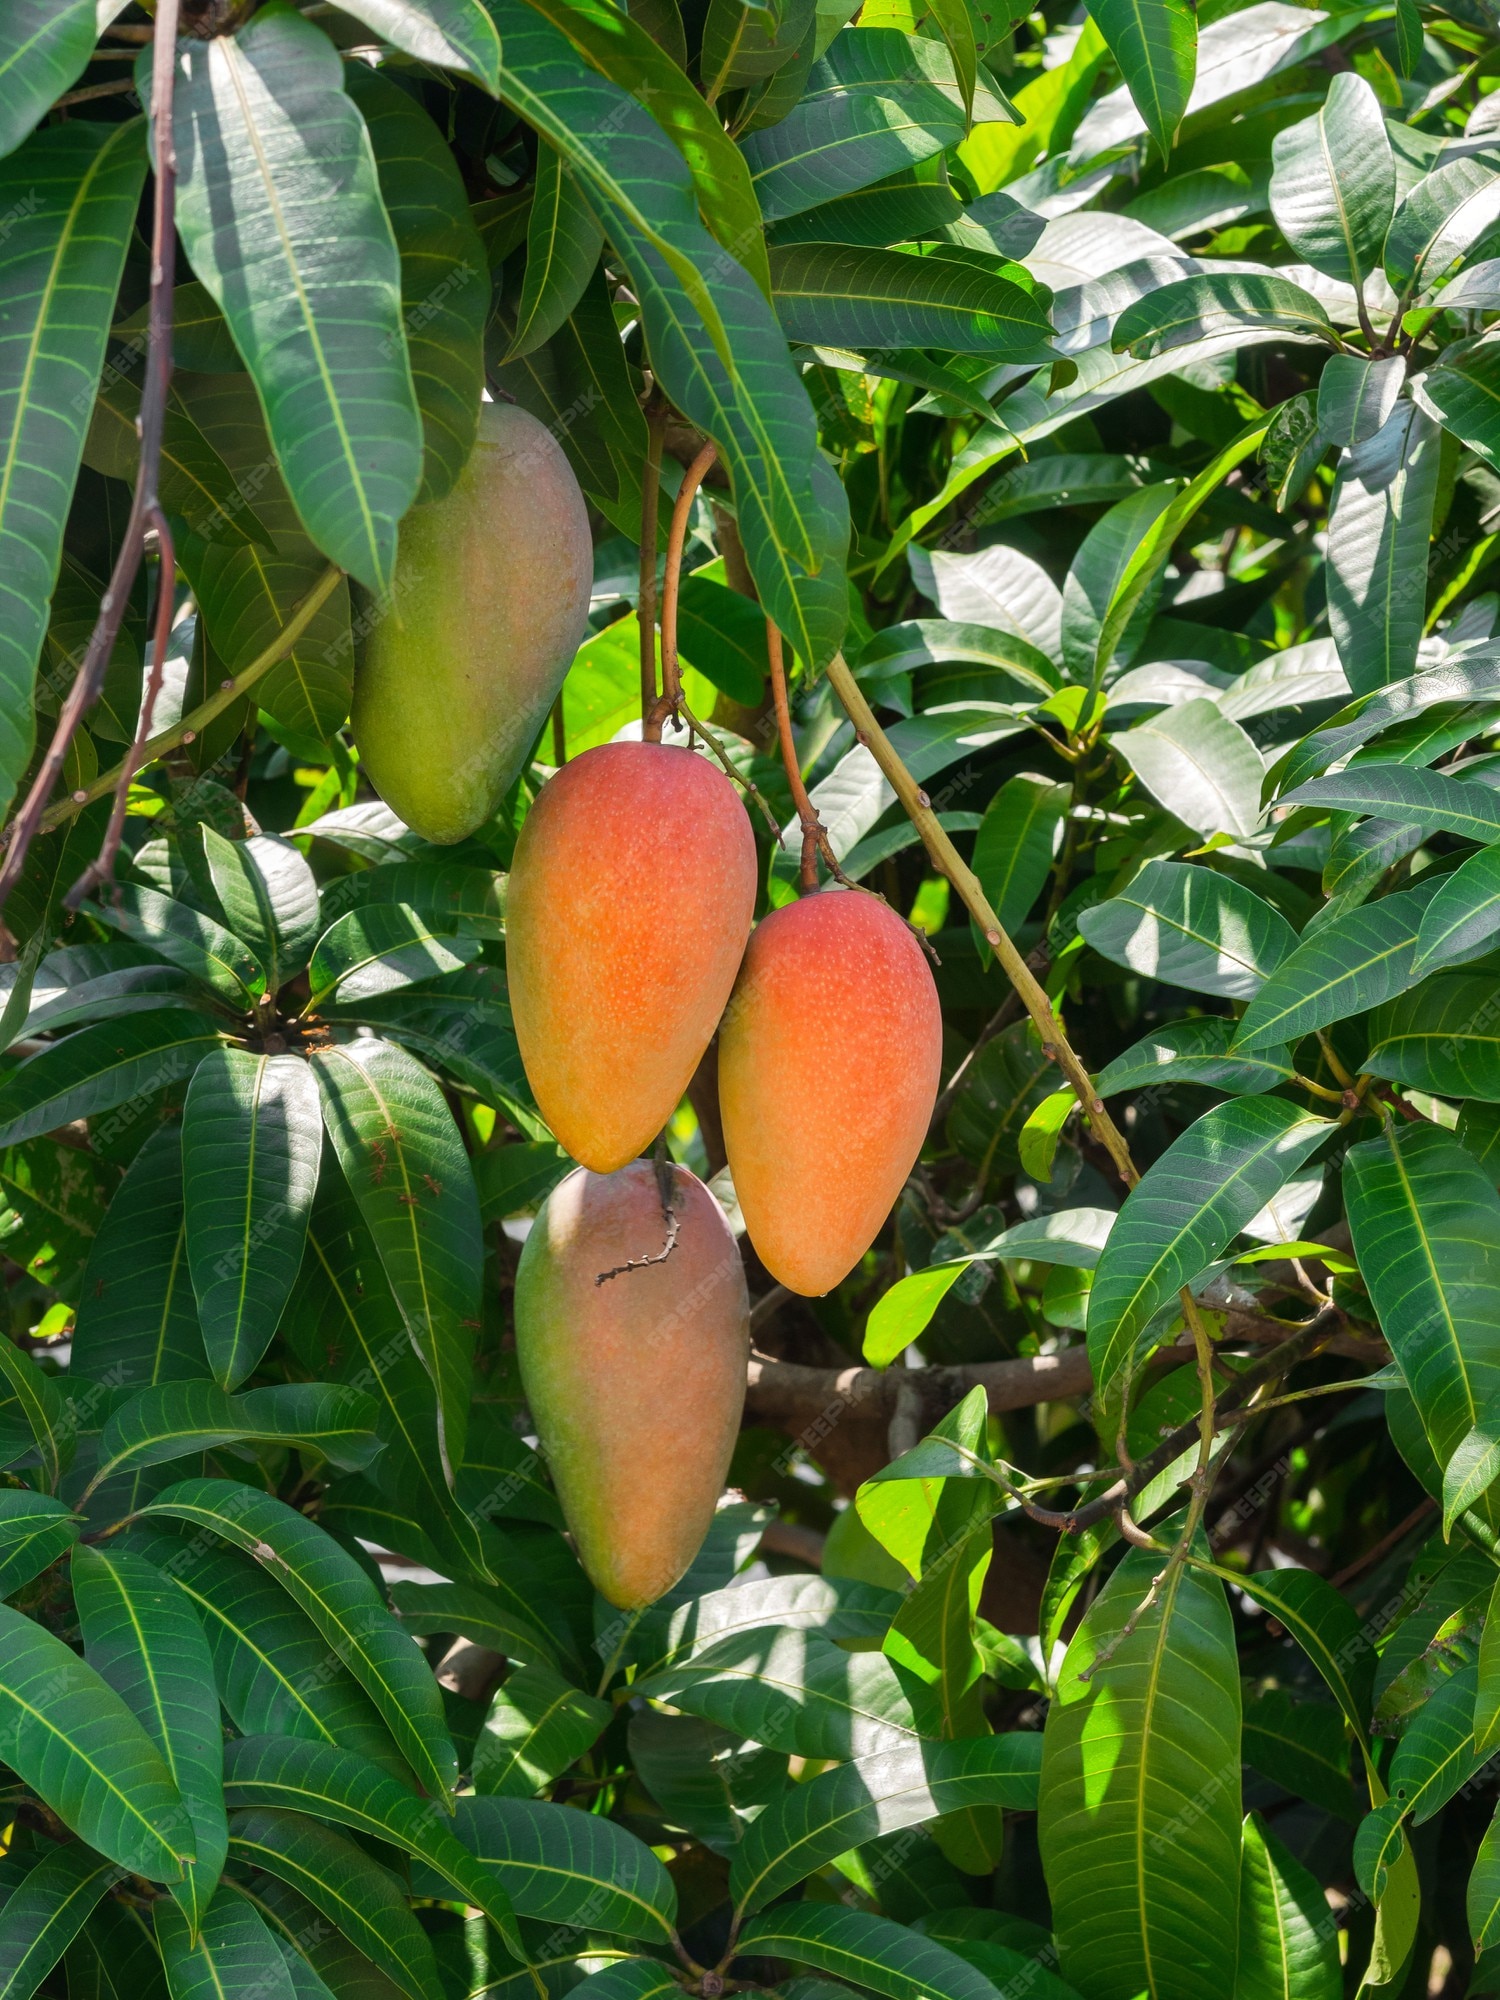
73,1544 -> 228,1934
1413,843 -> 1500,975
1471,1799 -> 1500,1952
0,1337 -> 68,1491
1277,653 -> 1500,792
0,1844 -> 125,2000
422,1796 -> 678,1940
330,0 -> 502,89
1346,1126 -> 1500,1526
201,831 -> 321,995
1018,1087 -> 1074,1183
1367,971 -> 1500,1097
1039,1542 -> 1240,2000
312,1039 -> 482,1486
1325,401 -> 1441,697
506,142 -> 605,362
1279,764 -> 1500,842
1444,1423 -> 1500,1538
1317,352 -> 1403,448
856,619 -> 1060,700
0,2 -> 99,162
1385,149 -> 1500,298
732,1735 -> 1042,1913
736,1905 -> 999,2000
177,536 -> 354,745
220,1735 -> 527,1961
969,773 -> 1067,958
291,1172 -> 499,1594
702,0 -> 814,99
1077,859 -> 1298,1000
863,1263 -> 972,1366
0,1011 -> 223,1150
155,1889 -> 299,2000
1110,698 -> 1266,840
472,1660 -> 610,1796
1267,72 -> 1395,286
150,5 -> 423,590
1232,884 -> 1433,1051
344,64 -> 488,504
182,1049 -> 323,1388
306,906 -> 479,1011
70,1124 -> 206,1397
1237,1811 -> 1341,2000
515,0 -> 772,299
84,374 -> 278,552
1243,1687 -> 1359,1820
1113,273 -> 1334,359
139,1479 -> 458,1808
226,1807 -> 442,2000
488,0 -> 847,665
91,883 -> 266,1006
1230,1568 -> 1374,1745
392,1580 -> 560,1669
740,29 -> 966,223
769,241 -> 1051,354
635,1627 -> 921,1758
0,120 -> 147,820
0,1491 -> 79,1600
1061,484 -> 1177,680
0,1601 -> 195,1881
1415,338 -> 1500,474
64,1887 -> 167,2000
1095,1018 -> 1294,1098
1087,1097 -> 1332,1413
1084,0 -> 1195,160
128,1528 -> 405,1778
1386,1659 -> 1492,1824
89,1382 -> 383,1493
318,861 -> 505,942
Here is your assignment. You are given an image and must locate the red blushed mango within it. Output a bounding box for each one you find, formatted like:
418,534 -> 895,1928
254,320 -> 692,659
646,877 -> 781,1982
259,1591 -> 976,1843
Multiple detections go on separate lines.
718,891 -> 942,1295
506,742 -> 757,1172
515,1160 -> 749,1608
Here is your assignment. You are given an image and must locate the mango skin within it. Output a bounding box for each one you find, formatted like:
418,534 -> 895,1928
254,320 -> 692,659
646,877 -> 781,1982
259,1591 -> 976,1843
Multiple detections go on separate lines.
506,742 -> 757,1172
515,1160 -> 749,1608
718,891 -> 942,1296
352,401 -> 591,844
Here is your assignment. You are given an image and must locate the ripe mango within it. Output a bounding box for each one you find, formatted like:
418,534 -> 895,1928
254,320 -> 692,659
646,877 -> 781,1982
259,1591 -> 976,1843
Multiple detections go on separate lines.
515,1160 -> 749,1607
351,401 -> 591,844
506,742 -> 757,1171
718,891 -> 942,1295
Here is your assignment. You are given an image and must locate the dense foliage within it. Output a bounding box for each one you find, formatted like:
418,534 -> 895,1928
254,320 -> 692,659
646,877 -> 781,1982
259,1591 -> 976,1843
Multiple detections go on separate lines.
10,0 -> 1500,1995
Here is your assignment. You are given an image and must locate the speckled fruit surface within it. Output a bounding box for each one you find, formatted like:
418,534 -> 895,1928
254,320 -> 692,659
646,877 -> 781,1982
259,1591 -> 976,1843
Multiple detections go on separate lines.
718,890 -> 942,1295
506,740 -> 757,1171
515,1160 -> 749,1608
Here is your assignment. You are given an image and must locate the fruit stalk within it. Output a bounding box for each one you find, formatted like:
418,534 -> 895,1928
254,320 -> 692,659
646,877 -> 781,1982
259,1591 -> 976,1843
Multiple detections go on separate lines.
822,650 -> 1139,1191
766,621 -> 824,894
638,400 -> 666,721
645,441 -> 717,743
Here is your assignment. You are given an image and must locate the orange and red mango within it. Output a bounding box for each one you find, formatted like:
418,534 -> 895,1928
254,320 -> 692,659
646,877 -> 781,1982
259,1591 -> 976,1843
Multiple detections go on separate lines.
515,1160 -> 749,1608
351,401 -> 592,845
718,890 -> 942,1295
506,742 -> 757,1172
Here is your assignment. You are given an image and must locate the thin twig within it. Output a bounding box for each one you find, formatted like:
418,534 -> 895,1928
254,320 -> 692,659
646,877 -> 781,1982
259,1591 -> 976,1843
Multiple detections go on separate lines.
645,441 -> 716,742
767,621 -> 821,892
0,1 -> 182,918
639,400 -> 666,723
22,566 -> 344,844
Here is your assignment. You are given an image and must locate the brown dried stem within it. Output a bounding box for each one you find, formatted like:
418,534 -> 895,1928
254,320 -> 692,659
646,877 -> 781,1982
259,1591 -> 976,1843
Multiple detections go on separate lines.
644,441 -> 716,742
0,0 -> 183,918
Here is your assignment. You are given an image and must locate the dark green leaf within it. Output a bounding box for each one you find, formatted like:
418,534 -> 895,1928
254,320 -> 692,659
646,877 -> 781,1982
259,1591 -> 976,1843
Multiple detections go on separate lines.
306,907 -> 479,1010
1039,1543 -> 1240,2000
150,6 -> 423,589
0,1011 -> 222,1151
1279,763 -> 1500,841
0,1844 -> 124,2000
1084,0 -> 1195,160
1268,72 -> 1394,286
1367,972 -> 1500,1097
1233,885 -> 1433,1050
736,1905 -> 999,2000
73,1544 -> 228,1933
1087,1097 -> 1331,1412
506,143 -> 604,362
183,1049 -> 323,1387
1113,273 -> 1333,359
139,1479 -> 458,1808
1095,1018 -> 1294,1097
0,121 -> 147,820
332,0 -> 501,89
1325,401 -> 1441,696
770,241 -> 1050,353
1237,1812 -> 1341,2000
90,1382 -> 383,1492
1078,860 -> 1298,1001
0,1601 -> 194,1880
0,2 -> 99,163
155,1889 -> 300,2000
312,1039 -> 481,1486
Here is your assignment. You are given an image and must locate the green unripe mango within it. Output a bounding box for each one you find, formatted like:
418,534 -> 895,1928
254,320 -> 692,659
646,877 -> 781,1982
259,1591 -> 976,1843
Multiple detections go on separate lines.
351,401 -> 592,844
